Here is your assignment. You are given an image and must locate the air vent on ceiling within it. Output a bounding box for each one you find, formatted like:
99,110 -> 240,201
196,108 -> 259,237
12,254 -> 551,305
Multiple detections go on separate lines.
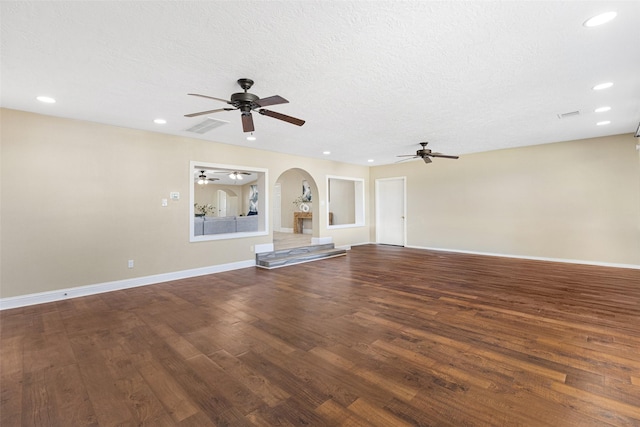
185,118 -> 229,134
557,110 -> 581,119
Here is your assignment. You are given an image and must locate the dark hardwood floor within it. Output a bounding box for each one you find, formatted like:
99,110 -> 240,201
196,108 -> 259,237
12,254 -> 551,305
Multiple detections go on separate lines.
2,244 -> 639,426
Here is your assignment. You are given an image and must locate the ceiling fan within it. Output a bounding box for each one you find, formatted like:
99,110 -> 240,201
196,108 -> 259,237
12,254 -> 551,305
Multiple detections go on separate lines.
185,78 -> 306,133
397,142 -> 459,164
216,171 -> 251,180
196,170 -> 220,185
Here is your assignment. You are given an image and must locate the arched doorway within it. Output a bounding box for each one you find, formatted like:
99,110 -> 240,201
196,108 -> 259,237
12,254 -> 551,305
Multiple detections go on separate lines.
274,168 -> 319,250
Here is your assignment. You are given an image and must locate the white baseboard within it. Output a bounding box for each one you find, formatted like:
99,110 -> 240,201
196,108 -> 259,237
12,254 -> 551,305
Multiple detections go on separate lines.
334,240 -> 373,251
255,243 -> 274,254
404,244 -> 640,270
0,259 -> 256,310
312,236 -> 333,245
337,241 -> 372,250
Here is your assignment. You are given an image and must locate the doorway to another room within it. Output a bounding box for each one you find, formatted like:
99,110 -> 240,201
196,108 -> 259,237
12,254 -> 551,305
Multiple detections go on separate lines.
273,169 -> 318,250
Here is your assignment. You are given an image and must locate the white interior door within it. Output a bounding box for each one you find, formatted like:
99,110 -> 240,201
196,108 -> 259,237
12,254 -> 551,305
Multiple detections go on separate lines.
227,195 -> 238,216
376,177 -> 406,246
217,190 -> 227,217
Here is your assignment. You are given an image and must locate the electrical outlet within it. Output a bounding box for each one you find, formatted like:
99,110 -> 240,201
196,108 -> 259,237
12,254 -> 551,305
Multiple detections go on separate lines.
128,260 -> 134,268
161,198 -> 168,207
250,245 -> 254,252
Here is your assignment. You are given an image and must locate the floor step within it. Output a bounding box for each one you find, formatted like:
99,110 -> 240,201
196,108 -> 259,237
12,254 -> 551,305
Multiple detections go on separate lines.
256,244 -> 347,269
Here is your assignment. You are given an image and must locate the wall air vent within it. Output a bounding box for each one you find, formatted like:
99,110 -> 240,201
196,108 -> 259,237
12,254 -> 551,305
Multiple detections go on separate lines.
185,118 -> 229,134
557,110 -> 581,119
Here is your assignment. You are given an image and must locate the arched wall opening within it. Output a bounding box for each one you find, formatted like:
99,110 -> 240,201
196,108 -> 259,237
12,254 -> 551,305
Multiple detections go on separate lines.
274,168 -> 319,244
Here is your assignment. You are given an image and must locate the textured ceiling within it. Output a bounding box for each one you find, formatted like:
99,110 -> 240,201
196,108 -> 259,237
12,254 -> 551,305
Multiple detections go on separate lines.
2,1 -> 639,166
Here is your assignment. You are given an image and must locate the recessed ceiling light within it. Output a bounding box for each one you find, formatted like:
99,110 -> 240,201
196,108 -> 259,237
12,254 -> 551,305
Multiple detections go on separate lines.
583,11 -> 617,27
36,96 -> 56,103
323,151 -> 331,155
367,159 -> 374,163
594,106 -> 611,113
154,118 -> 167,124
596,120 -> 611,126
592,82 -> 613,91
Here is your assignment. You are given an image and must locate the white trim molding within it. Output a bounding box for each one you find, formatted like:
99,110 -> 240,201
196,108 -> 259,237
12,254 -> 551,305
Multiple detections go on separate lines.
405,245 -> 640,270
312,236 -> 333,245
254,243 -> 274,254
0,259 -> 255,310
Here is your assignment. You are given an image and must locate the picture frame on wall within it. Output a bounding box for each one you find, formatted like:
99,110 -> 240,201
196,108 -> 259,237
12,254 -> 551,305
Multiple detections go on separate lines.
248,184 -> 258,215
302,180 -> 312,202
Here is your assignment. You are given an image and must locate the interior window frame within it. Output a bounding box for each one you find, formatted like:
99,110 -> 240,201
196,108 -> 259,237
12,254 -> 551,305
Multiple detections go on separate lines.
326,174 -> 366,229
190,160 -> 269,242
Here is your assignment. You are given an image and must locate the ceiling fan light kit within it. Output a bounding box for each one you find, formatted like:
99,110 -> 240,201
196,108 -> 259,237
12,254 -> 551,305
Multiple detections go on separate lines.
197,170 -> 219,185
216,170 -> 251,181
186,78 -> 305,133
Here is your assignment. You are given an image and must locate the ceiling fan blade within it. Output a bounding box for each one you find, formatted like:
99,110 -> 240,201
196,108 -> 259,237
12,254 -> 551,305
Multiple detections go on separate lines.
396,157 -> 419,163
187,93 -> 231,103
242,113 -> 255,132
396,155 -> 418,157
216,170 -> 250,176
423,157 -> 433,164
429,153 -> 459,159
255,95 -> 289,107
258,109 -> 305,126
184,108 -> 234,118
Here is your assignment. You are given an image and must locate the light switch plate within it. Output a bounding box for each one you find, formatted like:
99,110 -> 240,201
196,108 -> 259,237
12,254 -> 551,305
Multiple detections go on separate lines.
170,192 -> 180,200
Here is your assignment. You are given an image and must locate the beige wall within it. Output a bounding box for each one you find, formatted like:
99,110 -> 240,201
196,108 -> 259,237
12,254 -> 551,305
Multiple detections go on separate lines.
370,134 -> 640,265
1,109 -> 370,298
2,109 -> 637,300
194,183 -> 242,216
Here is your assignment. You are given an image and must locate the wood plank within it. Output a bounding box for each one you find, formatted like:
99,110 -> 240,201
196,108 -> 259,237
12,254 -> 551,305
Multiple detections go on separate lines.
67,335 -> 137,426
184,354 -> 263,415
347,397 -> 414,427
21,364 -> 97,426
370,339 -> 495,389
137,359 -> 201,423
139,321 -> 202,360
208,349 -> 290,407
238,349 -> 331,409
314,399 -> 372,426
245,396 -> 327,426
0,335 -> 23,426
551,381 -> 640,423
